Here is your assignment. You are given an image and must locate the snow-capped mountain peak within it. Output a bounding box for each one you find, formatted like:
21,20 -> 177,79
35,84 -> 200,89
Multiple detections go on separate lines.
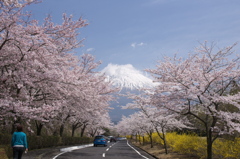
101,63 -> 156,90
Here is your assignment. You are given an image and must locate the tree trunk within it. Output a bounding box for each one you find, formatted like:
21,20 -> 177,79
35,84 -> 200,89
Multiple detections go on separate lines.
60,124 -> 64,137
53,130 -> 58,136
138,133 -> 141,145
35,121 -> 43,136
11,123 -> 15,134
135,133 -> 138,143
59,114 -> 70,137
142,136 -> 145,145
93,129 -> 98,137
80,124 -> 87,137
148,131 -> 153,148
89,128 -> 98,137
206,128 -> 213,159
72,125 -> 76,137
155,126 -> 168,154
162,131 -> 168,154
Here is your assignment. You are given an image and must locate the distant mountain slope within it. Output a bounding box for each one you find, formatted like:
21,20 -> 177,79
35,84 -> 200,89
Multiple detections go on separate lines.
101,63 -> 156,90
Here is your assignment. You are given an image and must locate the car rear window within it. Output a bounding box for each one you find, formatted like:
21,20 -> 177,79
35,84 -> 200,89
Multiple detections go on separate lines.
94,136 -> 103,139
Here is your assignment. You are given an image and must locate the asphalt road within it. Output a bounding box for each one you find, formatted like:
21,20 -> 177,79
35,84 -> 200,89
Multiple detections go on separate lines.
54,140 -> 156,159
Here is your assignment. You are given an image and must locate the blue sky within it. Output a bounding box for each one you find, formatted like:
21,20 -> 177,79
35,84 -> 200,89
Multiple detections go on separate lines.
26,0 -> 240,71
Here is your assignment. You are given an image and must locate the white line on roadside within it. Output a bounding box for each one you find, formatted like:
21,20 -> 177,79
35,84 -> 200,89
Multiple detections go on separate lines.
103,153 -> 105,157
127,140 -> 149,159
52,144 -> 93,159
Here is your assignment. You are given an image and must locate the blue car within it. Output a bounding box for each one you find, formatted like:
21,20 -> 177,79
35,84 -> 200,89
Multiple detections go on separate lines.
93,135 -> 108,147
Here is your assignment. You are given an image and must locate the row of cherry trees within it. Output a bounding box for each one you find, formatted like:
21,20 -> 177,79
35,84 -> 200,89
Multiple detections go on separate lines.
116,42 -> 240,159
0,0 -> 118,136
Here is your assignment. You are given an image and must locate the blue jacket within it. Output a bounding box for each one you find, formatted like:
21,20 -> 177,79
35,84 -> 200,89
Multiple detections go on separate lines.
11,132 -> 28,148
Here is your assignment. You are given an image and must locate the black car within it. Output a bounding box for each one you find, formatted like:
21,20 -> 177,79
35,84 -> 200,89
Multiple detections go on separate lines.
110,137 -> 117,142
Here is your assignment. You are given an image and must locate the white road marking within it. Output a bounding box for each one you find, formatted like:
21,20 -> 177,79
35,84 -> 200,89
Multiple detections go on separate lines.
53,142 -> 120,159
102,142 -> 117,158
127,140 -> 149,159
52,144 -> 93,159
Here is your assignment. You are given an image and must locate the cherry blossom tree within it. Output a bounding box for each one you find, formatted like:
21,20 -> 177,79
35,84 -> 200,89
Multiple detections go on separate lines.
0,0 -> 90,132
0,0 -> 118,137
0,0 -> 35,7
116,113 -> 148,143
67,55 -> 117,137
124,92 -> 190,154
135,112 -> 155,148
35,54 -> 117,136
146,42 -> 240,159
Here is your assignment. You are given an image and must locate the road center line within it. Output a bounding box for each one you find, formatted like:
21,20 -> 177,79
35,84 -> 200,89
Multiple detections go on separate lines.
103,142 -> 117,158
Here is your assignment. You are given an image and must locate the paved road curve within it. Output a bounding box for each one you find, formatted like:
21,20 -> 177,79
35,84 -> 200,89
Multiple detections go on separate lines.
55,140 -> 156,159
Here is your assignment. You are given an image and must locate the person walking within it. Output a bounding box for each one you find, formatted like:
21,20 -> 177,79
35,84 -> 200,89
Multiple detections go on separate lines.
11,125 -> 28,159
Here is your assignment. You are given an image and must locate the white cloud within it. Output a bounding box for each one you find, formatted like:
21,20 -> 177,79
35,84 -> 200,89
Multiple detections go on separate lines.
86,48 -> 95,52
131,43 -> 136,48
131,42 -> 146,48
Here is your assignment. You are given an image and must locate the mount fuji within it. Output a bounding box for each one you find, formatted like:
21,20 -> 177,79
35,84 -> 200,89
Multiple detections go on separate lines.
100,63 -> 157,124
101,63 -> 156,90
